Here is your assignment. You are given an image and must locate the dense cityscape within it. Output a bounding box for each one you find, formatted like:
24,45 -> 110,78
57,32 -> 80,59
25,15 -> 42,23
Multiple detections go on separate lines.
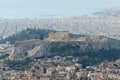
0,0 -> 120,80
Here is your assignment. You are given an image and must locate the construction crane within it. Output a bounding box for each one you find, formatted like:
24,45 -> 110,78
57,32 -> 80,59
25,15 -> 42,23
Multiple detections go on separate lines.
0,21 -> 8,40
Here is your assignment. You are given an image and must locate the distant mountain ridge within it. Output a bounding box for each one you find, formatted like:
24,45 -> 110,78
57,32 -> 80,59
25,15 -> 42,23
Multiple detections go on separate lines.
93,7 -> 120,17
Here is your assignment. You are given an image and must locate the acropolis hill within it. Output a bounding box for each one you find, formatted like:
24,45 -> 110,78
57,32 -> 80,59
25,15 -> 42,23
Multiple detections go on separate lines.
9,31 -> 109,61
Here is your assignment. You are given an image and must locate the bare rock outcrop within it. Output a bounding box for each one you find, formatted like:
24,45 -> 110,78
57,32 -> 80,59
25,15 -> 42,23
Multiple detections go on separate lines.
9,38 -> 109,61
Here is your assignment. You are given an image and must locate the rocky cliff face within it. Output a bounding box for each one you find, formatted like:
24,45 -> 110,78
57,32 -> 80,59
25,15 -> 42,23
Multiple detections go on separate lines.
28,42 -> 51,58
9,39 -> 44,60
9,39 -> 109,61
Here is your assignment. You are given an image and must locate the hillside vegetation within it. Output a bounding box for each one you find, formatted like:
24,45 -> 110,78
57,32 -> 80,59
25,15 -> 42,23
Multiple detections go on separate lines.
0,28 -> 54,44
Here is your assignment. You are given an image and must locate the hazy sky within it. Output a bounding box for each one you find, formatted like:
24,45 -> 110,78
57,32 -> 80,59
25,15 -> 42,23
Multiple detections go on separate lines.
0,0 -> 120,18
